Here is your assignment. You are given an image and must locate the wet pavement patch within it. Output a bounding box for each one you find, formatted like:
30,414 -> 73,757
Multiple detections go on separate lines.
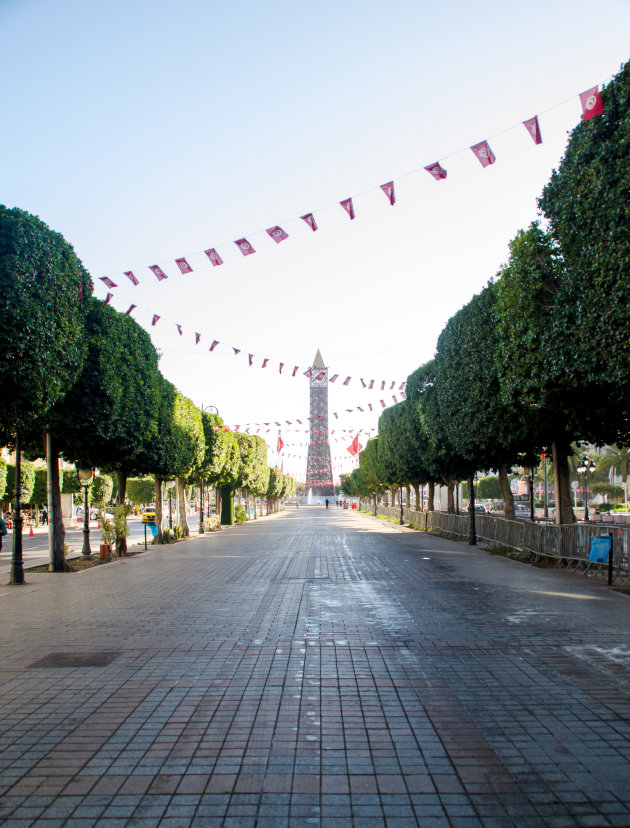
29,651 -> 121,668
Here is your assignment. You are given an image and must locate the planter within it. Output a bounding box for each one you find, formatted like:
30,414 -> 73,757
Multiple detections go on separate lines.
99,543 -> 113,560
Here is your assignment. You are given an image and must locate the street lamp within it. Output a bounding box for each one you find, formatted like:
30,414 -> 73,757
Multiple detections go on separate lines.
77,467 -> 94,559
165,479 -> 176,529
577,454 -> 596,522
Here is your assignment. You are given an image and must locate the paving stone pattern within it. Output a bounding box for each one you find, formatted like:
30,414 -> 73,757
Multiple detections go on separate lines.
0,507 -> 629,827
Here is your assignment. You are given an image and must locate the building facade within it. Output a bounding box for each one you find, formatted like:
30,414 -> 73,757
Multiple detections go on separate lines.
305,349 -> 334,497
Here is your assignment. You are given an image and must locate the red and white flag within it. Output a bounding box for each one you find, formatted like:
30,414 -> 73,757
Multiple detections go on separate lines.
343,377 -> 351,386
209,340 -> 219,351
347,434 -> 362,456
301,213 -> 318,231
248,354 -> 254,366
266,226 -> 289,243
176,324 -> 183,336
279,362 -> 284,373
380,181 -> 395,205
124,270 -> 139,285
150,265 -> 168,281
471,140 -> 496,167
233,347 -> 241,355
195,332 -> 201,344
151,314 -> 160,327
523,116 -> 542,145
315,371 -> 325,381
100,276 -> 118,289
340,198 -> 355,220
304,368 -> 313,378
329,374 -> 338,383
580,86 -> 604,120
104,292 -> 113,305
235,238 -> 256,256
380,399 -> 386,407
292,366 -> 299,376
176,257 -> 193,274
424,162 -> 447,181
125,304 -> 136,316
277,434 -> 284,453
262,358 -> 269,368
205,248 -> 224,266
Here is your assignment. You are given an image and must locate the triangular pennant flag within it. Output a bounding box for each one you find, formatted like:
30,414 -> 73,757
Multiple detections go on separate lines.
381,381 -> 385,390
124,270 -> 139,286
301,213 -> 318,231
195,333 -> 201,344
209,340 -> 219,351
390,381 -> 395,390
176,324 -> 183,336
150,265 -> 168,281
523,115 -> 542,145
266,226 -> 289,243
176,257 -> 193,274
304,368 -> 313,378
392,395 -> 398,403
424,162 -> 447,181
205,248 -> 224,266
470,140 -> 496,167
262,358 -> 269,368
235,238 -> 255,256
151,314 -> 160,326
380,399 -> 386,407
329,374 -> 339,383
104,292 -> 113,305
125,305 -> 136,316
279,362 -> 284,373
233,347 -> 241,355
340,198 -> 355,220
248,354 -> 254,366
343,377 -> 351,386
292,366 -> 299,376
100,276 -> 118,289
368,380 -> 374,390
580,86 -> 604,120
380,181 -> 395,205
360,379 -> 366,388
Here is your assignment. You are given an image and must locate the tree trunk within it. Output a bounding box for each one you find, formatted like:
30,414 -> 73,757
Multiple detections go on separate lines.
414,484 -> 420,511
154,478 -> 164,544
468,474 -> 477,546
177,477 -> 190,536
498,465 -> 515,520
220,486 -> 234,525
48,433 -> 68,571
198,479 -> 205,534
427,481 -> 435,512
115,470 -> 128,556
446,482 -> 455,514
553,441 -> 576,524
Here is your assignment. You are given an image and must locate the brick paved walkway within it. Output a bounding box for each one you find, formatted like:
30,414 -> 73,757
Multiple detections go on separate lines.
0,506 -> 629,827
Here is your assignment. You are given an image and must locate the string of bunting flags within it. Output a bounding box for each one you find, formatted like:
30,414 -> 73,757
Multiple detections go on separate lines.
97,83 -> 605,290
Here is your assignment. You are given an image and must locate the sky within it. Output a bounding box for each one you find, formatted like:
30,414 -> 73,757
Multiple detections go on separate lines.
2,0 -> 629,482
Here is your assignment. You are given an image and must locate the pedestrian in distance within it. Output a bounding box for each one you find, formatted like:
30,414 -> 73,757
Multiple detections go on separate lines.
325,499 -> 329,509
0,514 -> 7,551
41,507 -> 48,525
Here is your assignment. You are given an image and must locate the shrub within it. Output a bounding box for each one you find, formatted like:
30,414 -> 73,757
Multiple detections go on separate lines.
161,527 -> 174,543
205,515 -> 221,531
235,505 -> 248,523
173,524 -> 184,540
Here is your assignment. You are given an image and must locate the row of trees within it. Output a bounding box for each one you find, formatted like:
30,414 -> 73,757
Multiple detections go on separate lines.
342,61 -> 630,531
0,207 -> 295,577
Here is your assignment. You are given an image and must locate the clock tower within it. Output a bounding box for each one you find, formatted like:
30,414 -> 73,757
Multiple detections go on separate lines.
305,349 -> 334,497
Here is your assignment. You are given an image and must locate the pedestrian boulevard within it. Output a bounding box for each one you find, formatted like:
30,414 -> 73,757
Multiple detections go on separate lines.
0,506 -> 629,827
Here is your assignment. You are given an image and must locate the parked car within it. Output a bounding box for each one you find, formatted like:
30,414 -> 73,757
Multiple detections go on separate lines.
514,504 -> 531,517
142,511 -> 156,524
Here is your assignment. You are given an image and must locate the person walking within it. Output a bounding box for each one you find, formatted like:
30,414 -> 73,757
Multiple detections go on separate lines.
325,499 -> 329,509
0,513 -> 7,552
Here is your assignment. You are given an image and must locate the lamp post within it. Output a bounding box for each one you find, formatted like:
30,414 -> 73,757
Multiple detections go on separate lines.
165,479 -> 176,529
577,455 -> 595,522
77,467 -> 94,559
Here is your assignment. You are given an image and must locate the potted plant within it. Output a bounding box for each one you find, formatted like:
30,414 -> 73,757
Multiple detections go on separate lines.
99,514 -> 115,559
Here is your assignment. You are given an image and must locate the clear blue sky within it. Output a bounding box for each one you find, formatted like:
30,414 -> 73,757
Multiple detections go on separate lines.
2,0 -> 629,480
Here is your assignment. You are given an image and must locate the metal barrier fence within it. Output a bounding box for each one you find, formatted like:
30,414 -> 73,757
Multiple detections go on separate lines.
363,504 -> 630,584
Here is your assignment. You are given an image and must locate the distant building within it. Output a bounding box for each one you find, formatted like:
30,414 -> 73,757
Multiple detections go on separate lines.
305,349 -> 334,497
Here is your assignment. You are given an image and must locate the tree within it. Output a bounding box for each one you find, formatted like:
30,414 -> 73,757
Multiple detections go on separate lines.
4,460 -> 35,507
0,207 -> 91,581
494,224 -> 577,523
539,60 -> 630,444
126,476 -> 155,506
404,364 -> 446,511
170,393 -> 204,537
91,474 -> 113,510
0,458 -> 6,500
433,284 -> 542,520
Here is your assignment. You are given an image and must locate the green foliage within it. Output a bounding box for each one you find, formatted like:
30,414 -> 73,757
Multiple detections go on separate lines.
0,458 -> 6,499
3,459 -> 35,505
172,524 -> 184,540
48,298 -> 161,475
0,207 -> 91,437
234,504 -> 248,523
91,474 -> 113,509
126,475 -> 155,505
539,61 -> 630,435
29,467 -> 48,505
99,515 -> 116,545
204,515 -> 221,531
234,432 -> 269,495
171,393 -> 204,479
477,475 -> 503,500
113,503 -> 129,540
161,526 -> 174,543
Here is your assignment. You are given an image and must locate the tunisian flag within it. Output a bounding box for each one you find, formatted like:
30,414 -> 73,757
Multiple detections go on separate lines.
205,248 -> 224,266
150,265 -> 168,281
235,238 -> 256,256
470,140 -> 496,167
424,162 -> 447,181
523,116 -> 542,144
580,86 -> 604,120
277,434 -> 284,453
347,434 -> 362,456
266,226 -> 289,243
340,198 -> 355,220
